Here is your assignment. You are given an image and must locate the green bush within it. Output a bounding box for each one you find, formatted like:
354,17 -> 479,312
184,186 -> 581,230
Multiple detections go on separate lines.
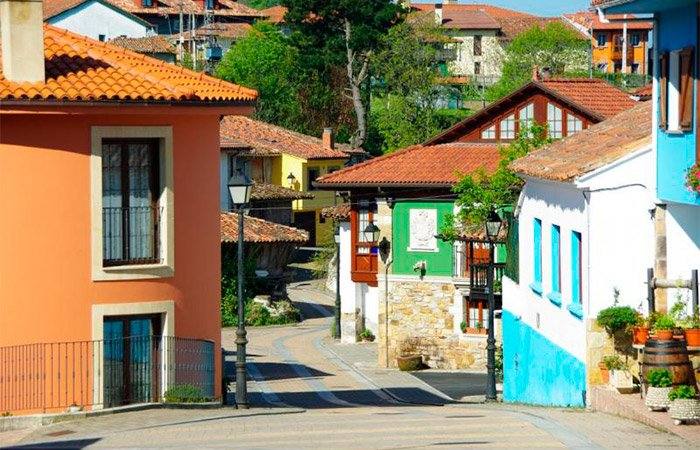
596,306 -> 638,335
668,385 -> 697,401
359,329 -> 375,342
164,384 -> 210,403
646,368 -> 673,388
460,321 -> 468,333
602,355 -> 626,371
653,314 -> 675,331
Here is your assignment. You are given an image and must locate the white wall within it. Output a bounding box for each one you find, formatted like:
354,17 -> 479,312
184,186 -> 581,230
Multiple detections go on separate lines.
666,203 -> 700,313
448,30 -> 502,81
49,1 -> 151,41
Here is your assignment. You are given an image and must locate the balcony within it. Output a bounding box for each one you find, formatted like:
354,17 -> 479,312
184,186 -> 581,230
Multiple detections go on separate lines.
102,206 -> 161,267
453,239 -> 505,306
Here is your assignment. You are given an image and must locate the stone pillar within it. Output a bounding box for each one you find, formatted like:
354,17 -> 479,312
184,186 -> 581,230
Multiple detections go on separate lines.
654,204 -> 668,312
337,222 -> 360,343
375,198 -> 393,368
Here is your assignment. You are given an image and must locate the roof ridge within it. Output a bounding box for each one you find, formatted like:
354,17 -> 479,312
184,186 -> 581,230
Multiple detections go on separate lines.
316,144 -> 425,183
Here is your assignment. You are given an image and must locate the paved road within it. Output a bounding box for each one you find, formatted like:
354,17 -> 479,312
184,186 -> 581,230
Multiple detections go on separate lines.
3,281 -> 694,449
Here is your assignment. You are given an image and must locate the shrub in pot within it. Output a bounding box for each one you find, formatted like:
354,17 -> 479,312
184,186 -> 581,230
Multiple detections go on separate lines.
632,314 -> 650,346
359,328 -> 375,342
645,368 -> 673,411
682,315 -> 700,347
603,355 -> 634,392
653,315 -> 676,341
668,385 -> 700,425
596,306 -> 638,336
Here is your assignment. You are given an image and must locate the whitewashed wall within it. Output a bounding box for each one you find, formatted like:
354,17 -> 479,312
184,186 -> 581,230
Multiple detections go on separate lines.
666,203 -> 700,312
448,30 -> 503,80
48,0 -> 152,41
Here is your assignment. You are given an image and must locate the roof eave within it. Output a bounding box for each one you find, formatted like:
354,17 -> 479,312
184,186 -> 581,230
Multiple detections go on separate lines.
313,181 -> 456,189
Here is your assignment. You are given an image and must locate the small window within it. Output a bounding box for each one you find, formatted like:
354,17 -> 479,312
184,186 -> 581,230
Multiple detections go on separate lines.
98,34 -> 106,42
473,35 -> 482,56
327,166 -> 340,174
596,33 -> 607,47
357,201 -> 372,255
142,0 -> 153,7
518,103 -> 534,135
597,62 -> 608,72
499,114 -> 515,139
629,33 -> 641,47
550,225 -> 561,300
530,218 -> 543,295
566,115 -> 583,136
570,231 -> 583,316
662,48 -> 694,132
481,124 -> 495,140
464,297 -> 489,333
474,61 -> 481,75
631,62 -> 640,74
204,0 -> 215,9
547,103 -> 563,138
307,168 -> 320,191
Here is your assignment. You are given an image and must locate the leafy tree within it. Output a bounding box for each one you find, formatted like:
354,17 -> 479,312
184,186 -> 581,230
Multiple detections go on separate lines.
282,0 -> 404,148
240,0 -> 279,9
487,22 -> 589,101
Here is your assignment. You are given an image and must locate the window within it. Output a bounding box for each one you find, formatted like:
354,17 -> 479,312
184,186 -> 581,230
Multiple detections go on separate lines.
307,167 -> 320,191
631,62 -> 640,74
473,35 -> 482,56
142,0 -> 152,6
98,34 -> 106,42
661,48 -> 694,132
597,62 -> 608,72
566,114 -> 583,136
530,218 -> 543,295
596,33 -> 607,47
499,114 -> 516,139
548,225 -> 561,306
474,61 -> 481,75
102,139 -> 160,266
357,201 -> 372,255
328,166 -> 340,174
547,103 -> 563,138
570,231 -> 583,318
204,0 -> 215,9
464,297 -> 489,333
481,124 -> 495,140
629,33 -> 641,47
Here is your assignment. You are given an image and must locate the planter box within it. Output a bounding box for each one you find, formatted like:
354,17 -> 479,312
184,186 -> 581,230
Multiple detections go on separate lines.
397,355 -> 422,372
645,386 -> 672,411
668,398 -> 700,425
610,370 -> 635,393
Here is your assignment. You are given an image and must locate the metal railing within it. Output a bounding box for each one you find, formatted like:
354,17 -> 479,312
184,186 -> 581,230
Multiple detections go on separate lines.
0,336 -> 214,414
102,206 -> 161,266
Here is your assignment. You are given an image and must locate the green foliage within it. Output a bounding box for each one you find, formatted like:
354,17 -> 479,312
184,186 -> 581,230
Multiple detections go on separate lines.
220,243 -> 258,327
240,0 -> 279,8
495,345 -> 503,383
164,384 -> 210,403
359,328 -> 375,342
460,320 -> 468,333
669,385 -> 697,401
310,235 -> 336,279
647,369 -> 673,388
450,125 -> 550,227
653,314 -> 676,331
602,355 -> 626,371
179,51 -> 194,70
596,306 -> 639,335
487,22 -> 589,101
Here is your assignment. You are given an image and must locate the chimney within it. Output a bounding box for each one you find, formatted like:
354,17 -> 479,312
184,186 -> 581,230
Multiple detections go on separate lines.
434,3 -> 443,25
531,65 -> 540,81
540,67 -> 552,80
0,0 -> 45,83
322,128 -> 334,150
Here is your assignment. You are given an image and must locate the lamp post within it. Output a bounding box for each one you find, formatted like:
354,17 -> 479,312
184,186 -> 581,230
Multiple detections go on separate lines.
286,173 -> 296,189
485,210 -> 503,402
363,222 -> 380,244
228,169 -> 253,409
333,224 -> 341,339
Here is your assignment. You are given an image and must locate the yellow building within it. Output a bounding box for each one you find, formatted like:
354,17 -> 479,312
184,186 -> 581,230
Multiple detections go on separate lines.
219,116 -> 362,245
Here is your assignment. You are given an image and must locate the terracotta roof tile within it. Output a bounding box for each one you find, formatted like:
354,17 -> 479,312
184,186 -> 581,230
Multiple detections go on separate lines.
221,212 -> 308,243
539,78 -> 637,119
321,203 -> 350,221
175,22 -> 252,40
260,5 -> 286,23
632,84 -> 652,99
510,101 -> 651,182
411,3 -> 535,20
565,11 -> 652,31
220,116 -> 352,160
109,35 -> 176,54
250,182 -> 313,201
104,0 -> 264,17
0,25 -> 257,103
315,143 -> 501,187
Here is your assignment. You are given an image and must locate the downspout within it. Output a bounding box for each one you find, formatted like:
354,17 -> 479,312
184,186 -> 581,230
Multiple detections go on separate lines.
384,257 -> 393,368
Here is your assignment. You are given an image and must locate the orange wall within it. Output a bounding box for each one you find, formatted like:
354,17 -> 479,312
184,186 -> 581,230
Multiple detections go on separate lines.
592,30 -> 649,74
0,109 -> 224,396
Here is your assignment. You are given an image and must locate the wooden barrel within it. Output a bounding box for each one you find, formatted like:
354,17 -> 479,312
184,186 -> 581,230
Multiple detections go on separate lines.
642,339 -> 697,388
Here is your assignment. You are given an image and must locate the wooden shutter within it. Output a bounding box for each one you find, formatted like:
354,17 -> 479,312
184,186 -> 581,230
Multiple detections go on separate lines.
660,52 -> 669,130
679,47 -> 694,131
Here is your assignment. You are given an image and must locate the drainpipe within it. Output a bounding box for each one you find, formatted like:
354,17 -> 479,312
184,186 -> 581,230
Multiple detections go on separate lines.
384,257 -> 393,369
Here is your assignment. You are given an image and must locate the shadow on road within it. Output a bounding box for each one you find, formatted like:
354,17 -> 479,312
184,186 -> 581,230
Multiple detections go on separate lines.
294,300 -> 333,319
227,361 -> 332,381
411,372 -> 488,400
6,438 -> 101,449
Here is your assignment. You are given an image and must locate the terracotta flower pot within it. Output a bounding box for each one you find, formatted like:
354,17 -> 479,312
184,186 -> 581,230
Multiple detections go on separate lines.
655,330 -> 674,341
598,362 -> 610,384
632,326 -> 649,346
684,328 -> 700,347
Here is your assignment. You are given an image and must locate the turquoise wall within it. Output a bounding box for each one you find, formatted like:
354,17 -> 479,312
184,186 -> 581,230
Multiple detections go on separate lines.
392,201 -> 454,276
502,310 -> 586,407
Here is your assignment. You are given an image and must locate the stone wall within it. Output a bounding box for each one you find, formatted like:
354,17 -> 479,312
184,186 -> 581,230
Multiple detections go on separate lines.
586,319 -> 640,386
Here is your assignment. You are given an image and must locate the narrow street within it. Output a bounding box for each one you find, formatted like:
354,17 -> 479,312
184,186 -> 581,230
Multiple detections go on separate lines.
3,282 -> 693,449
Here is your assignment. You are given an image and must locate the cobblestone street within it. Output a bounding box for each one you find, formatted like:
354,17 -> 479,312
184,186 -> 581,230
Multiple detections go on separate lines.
2,282 -> 694,449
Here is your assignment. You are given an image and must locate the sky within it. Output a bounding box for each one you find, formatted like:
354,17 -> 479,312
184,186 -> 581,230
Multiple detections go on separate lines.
414,1 -> 591,17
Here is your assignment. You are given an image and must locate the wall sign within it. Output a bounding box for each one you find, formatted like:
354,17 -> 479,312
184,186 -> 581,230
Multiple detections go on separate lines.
409,209 -> 437,251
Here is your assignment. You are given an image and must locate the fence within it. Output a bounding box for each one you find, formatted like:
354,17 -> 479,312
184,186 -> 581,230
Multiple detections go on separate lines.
0,336 -> 214,415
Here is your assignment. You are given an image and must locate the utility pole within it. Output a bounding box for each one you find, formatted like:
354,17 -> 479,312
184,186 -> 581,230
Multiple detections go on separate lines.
178,1 -> 184,63
622,15 -> 628,74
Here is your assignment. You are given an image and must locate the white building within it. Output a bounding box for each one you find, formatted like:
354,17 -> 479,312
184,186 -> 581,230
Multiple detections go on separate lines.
44,0 -> 154,42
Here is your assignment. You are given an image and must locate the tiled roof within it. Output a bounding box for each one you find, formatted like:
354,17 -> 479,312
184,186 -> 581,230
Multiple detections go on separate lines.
221,212 -> 308,243
412,3 -> 535,20
109,35 -> 176,54
0,25 -> 257,103
315,143 -> 501,188
539,78 -> 637,119
321,204 -> 351,221
104,0 -> 264,17
250,182 -> 313,201
441,10 -> 501,30
498,16 -> 583,41
219,116 -> 352,160
510,101 -> 651,182
260,5 -> 286,23
565,11 -> 652,31
632,84 -> 652,100
175,22 -> 252,40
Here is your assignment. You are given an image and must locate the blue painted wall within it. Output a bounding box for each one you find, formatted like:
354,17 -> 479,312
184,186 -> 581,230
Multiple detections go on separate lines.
502,310 -> 586,407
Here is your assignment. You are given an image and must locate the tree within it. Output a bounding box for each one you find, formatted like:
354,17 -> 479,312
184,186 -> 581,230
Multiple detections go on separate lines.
487,22 -> 589,101
282,0 -> 403,149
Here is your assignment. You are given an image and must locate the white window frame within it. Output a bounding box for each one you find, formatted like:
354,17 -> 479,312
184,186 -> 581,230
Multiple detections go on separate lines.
547,103 -> 563,138
481,124 -> 496,140
500,114 -> 516,139
566,114 -> 583,136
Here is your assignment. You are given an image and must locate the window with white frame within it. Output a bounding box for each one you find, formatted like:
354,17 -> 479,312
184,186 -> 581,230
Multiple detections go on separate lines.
357,201 -> 371,255
547,103 -> 563,138
518,103 -> 534,134
500,114 -> 516,139
668,50 -> 681,131
566,115 -> 583,136
481,124 -> 496,140
660,48 -> 694,132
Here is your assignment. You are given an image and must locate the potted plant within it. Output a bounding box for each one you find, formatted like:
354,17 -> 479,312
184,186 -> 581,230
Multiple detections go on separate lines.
685,161 -> 700,195
460,321 -> 468,334
358,328 -> 375,342
631,314 -> 650,346
681,314 -> 700,347
653,314 -> 675,341
645,368 -> 673,411
602,355 -> 634,393
668,385 -> 700,425
598,360 -> 610,384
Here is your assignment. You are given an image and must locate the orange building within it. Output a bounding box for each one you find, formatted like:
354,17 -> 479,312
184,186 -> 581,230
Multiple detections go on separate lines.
0,3 -> 256,414
565,11 -> 653,74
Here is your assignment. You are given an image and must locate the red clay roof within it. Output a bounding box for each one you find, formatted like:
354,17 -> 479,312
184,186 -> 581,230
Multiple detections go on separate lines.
321,203 -> 351,221
175,22 -> 252,40
221,212 -> 308,243
250,182 -> 313,201
0,25 -> 257,103
510,101 -> 651,182
565,11 -> 652,31
315,143 -> 501,188
632,84 -> 652,99
109,35 -> 176,54
539,78 -> 637,119
260,5 -> 286,23
412,3 -> 535,20
104,0 -> 263,17
220,116 -> 351,160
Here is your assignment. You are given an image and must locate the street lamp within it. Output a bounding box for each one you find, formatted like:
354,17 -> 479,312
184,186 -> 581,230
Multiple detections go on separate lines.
363,222 -> 380,244
485,209 -> 503,402
228,169 -> 253,409
286,172 -> 296,188
333,224 -> 341,339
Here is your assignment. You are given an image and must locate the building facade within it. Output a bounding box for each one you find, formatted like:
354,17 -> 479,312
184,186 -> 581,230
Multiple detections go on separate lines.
44,0 -> 154,41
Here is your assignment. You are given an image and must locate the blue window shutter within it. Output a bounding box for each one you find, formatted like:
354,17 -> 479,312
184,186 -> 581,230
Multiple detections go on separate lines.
571,231 -> 582,305
551,225 -> 560,293
534,219 -> 542,283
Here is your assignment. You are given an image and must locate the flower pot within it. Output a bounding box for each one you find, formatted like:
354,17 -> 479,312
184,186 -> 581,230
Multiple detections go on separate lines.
598,362 -> 610,384
632,326 -> 649,346
645,386 -> 672,411
684,328 -> 700,347
655,330 -> 674,341
397,354 -> 423,372
610,370 -> 635,393
67,405 -> 81,413
668,398 -> 700,425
